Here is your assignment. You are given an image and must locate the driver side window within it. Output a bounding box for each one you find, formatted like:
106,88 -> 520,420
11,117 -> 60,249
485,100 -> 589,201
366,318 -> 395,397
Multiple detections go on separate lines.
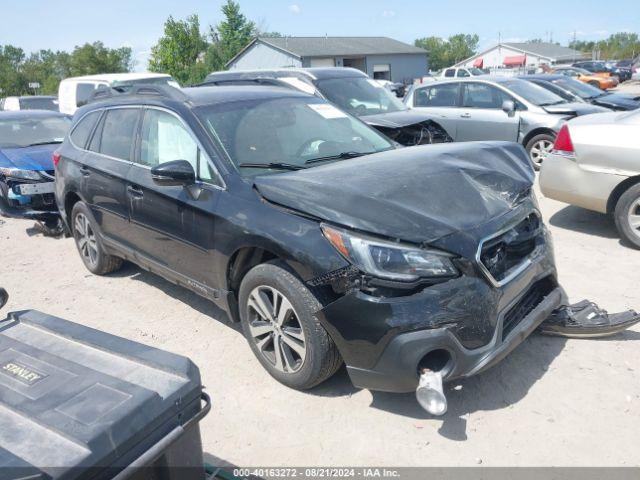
139,109 -> 213,182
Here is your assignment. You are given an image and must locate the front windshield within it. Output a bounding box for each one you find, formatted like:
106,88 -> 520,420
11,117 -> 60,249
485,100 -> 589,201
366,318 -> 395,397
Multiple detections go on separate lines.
0,116 -> 71,148
501,79 -> 567,106
552,77 -> 604,99
315,77 -> 407,116
19,97 -> 59,111
196,97 -> 393,176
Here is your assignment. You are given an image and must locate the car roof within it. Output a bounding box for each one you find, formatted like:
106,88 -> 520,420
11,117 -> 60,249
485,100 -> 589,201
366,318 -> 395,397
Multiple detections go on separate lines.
84,85 -> 315,111
0,110 -> 68,120
418,75 -> 521,85
519,74 -> 565,81
205,67 -> 367,83
62,73 -> 172,83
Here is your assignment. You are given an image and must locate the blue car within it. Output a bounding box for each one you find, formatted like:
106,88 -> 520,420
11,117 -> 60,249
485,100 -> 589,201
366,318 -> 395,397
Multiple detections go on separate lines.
0,110 -> 71,228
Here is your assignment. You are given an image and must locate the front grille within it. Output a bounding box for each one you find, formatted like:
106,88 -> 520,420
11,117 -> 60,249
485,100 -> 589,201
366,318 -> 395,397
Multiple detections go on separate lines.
502,277 -> 556,341
479,213 -> 541,284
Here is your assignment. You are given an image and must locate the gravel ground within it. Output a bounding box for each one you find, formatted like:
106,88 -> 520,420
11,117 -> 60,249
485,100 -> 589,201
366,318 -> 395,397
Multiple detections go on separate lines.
2,166 -> 639,467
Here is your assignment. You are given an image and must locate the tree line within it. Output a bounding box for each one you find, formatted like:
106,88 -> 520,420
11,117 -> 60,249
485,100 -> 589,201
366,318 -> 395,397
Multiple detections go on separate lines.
0,42 -> 132,96
2,0 -> 639,97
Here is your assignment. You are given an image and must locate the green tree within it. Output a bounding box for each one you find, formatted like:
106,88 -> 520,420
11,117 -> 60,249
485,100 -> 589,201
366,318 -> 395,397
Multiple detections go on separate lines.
415,34 -> 479,71
570,32 -> 640,60
0,45 -> 27,96
205,0 -> 256,72
66,42 -> 132,76
148,14 -> 208,85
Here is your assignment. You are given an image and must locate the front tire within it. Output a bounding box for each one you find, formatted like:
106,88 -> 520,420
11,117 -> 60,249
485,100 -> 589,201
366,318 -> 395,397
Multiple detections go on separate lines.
71,201 -> 123,274
238,261 -> 342,390
525,133 -> 555,170
614,184 -> 640,249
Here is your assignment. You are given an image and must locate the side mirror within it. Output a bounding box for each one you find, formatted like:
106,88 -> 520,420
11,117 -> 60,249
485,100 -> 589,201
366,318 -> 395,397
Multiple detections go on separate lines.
0,288 -> 8,311
501,100 -> 516,117
150,160 -> 196,186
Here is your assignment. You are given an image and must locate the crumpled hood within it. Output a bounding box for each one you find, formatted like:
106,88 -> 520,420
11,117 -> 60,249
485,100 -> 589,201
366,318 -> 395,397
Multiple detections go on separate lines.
254,141 -> 534,244
361,109 -> 446,128
0,144 -> 57,171
543,102 -> 609,116
592,93 -> 640,110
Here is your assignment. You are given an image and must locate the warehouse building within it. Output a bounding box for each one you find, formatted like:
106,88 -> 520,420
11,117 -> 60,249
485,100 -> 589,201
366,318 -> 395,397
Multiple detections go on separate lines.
226,36 -> 429,83
454,42 -> 588,70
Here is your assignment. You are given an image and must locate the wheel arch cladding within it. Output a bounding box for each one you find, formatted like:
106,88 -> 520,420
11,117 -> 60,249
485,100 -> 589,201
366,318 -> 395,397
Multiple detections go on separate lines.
607,175 -> 640,214
64,191 -> 82,226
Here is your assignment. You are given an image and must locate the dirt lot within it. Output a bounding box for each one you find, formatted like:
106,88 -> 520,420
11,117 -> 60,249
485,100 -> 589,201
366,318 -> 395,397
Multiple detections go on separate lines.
2,159 -> 640,466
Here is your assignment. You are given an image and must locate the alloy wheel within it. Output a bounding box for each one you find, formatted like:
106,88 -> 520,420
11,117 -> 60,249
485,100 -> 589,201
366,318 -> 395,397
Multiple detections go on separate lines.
246,286 -> 307,374
628,198 -> 640,240
74,213 -> 99,268
529,139 -> 554,167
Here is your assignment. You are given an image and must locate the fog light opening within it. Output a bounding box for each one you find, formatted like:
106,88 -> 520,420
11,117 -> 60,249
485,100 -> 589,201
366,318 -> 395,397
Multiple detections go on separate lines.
416,350 -> 451,416
418,349 -> 451,374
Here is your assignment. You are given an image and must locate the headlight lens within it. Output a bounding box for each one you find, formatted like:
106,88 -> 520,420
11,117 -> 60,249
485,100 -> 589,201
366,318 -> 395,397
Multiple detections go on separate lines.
322,224 -> 458,281
0,167 -> 42,181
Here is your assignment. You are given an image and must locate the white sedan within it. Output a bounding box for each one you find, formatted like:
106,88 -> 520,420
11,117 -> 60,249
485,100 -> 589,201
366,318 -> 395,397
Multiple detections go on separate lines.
540,109 -> 640,248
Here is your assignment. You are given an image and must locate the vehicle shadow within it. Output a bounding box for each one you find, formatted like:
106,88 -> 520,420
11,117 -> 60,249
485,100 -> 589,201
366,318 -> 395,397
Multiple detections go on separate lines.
368,333 -> 569,440
548,205 -> 618,239
109,261 -> 239,331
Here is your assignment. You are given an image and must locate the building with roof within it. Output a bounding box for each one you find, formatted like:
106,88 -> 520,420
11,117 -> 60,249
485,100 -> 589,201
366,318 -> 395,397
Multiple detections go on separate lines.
454,42 -> 588,70
226,36 -> 428,83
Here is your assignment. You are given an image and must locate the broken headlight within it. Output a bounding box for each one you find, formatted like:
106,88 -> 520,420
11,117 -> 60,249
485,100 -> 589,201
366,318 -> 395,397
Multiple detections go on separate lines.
321,224 -> 458,282
0,167 -> 42,181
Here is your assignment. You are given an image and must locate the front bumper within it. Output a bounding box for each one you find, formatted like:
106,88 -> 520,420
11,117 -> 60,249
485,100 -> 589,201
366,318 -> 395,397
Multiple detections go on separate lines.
0,179 -> 59,222
316,229 -> 564,393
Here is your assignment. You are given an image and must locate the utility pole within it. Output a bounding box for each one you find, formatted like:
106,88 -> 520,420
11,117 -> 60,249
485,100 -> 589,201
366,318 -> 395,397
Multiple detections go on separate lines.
572,30 -> 577,62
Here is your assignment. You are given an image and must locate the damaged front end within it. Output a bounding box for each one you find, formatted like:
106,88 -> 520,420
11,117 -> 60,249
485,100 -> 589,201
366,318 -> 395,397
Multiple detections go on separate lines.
373,119 -> 453,146
0,168 -> 61,232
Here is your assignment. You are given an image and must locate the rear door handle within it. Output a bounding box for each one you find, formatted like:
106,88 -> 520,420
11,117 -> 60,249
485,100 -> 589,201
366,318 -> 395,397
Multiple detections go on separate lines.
80,166 -> 91,176
127,185 -> 144,199
460,112 -> 471,118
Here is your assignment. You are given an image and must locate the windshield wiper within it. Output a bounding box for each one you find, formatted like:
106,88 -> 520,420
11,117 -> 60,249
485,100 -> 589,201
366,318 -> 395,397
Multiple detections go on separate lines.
238,162 -> 306,171
26,140 -> 63,147
304,151 -> 367,165
539,100 -> 566,106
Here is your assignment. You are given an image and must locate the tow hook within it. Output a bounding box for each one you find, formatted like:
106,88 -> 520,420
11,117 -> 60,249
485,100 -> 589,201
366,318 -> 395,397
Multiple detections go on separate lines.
416,369 -> 447,416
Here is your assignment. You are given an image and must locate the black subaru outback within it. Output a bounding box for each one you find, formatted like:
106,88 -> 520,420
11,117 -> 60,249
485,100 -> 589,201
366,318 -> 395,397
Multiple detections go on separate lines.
55,84 -> 564,394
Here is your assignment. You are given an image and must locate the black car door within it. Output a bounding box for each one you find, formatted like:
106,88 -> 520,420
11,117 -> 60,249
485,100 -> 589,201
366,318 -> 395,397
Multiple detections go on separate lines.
81,107 -> 140,247
126,107 -> 222,293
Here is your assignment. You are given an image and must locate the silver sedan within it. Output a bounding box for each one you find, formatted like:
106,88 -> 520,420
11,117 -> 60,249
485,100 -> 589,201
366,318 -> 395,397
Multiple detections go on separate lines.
540,109 -> 640,248
404,76 -> 609,169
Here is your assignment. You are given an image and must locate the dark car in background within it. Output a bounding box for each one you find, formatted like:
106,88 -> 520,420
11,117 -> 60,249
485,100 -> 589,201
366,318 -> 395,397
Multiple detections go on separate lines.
201,67 -> 453,146
520,74 -> 640,111
573,60 -> 631,82
1,95 -> 59,112
54,84 -> 563,398
0,110 -> 71,226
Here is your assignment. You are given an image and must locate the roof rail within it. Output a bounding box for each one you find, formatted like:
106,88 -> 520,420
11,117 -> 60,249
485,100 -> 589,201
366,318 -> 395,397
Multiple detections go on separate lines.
87,84 -> 189,105
194,77 -> 300,90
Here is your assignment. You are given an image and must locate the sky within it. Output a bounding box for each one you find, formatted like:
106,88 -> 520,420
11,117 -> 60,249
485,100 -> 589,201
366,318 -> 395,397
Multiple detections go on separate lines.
2,0 -> 638,71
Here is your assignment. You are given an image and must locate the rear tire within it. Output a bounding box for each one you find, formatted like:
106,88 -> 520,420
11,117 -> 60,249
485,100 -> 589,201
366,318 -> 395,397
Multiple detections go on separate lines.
525,133 -> 555,171
238,261 -> 342,390
614,184 -> 640,249
71,201 -> 123,274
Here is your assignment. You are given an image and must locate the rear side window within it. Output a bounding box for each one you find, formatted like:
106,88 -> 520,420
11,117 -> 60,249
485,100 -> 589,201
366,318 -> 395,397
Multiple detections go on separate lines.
444,69 -> 455,77
76,83 -> 97,108
98,109 -> 139,160
414,83 -> 460,107
70,111 -> 101,149
456,69 -> 470,77
461,83 -> 502,109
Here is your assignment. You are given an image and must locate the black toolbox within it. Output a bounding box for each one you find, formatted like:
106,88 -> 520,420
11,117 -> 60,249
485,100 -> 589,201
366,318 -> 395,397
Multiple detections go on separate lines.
0,307 -> 210,480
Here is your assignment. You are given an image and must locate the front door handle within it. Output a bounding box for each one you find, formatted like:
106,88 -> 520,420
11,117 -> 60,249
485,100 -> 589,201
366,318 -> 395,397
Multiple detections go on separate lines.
127,185 -> 144,199
80,166 -> 91,176
460,112 -> 471,118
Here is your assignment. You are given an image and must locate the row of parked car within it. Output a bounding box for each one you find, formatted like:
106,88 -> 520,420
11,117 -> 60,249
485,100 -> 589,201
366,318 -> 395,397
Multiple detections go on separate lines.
1,66 -> 639,409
